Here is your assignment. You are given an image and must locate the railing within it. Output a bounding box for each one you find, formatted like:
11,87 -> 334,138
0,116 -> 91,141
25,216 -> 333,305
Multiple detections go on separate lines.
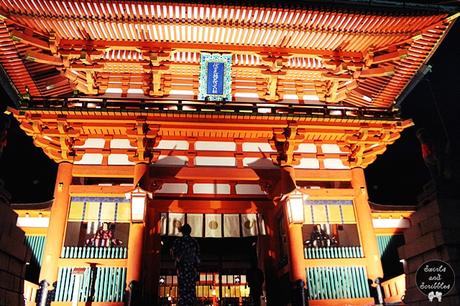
24,280 -> 38,306
25,235 -> 45,267
304,246 -> 363,259
61,246 -> 128,259
376,234 -> 404,258
307,266 -> 370,300
55,267 -> 126,302
18,96 -> 399,120
381,274 -> 406,304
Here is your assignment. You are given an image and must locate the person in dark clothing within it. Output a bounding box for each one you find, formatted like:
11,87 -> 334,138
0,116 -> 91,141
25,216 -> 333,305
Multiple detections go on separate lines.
246,261 -> 264,306
171,224 -> 200,306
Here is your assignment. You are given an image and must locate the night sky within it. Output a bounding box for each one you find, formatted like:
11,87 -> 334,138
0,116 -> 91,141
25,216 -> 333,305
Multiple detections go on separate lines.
0,16 -> 458,205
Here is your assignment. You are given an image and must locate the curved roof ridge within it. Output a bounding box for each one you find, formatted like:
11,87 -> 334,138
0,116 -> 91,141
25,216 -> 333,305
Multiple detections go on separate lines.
11,199 -> 53,210
369,201 -> 416,212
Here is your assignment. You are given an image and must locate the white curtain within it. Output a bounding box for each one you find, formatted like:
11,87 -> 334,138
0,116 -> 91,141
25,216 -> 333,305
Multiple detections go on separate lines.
161,213 -> 266,237
168,213 -> 185,236
241,214 -> 258,237
205,214 -> 222,238
160,213 -> 168,235
257,214 -> 267,235
223,214 -> 240,237
187,214 -> 204,238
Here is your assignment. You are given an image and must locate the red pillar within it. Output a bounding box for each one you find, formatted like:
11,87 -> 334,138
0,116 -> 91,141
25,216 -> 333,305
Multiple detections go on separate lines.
283,201 -> 306,285
39,162 -> 73,285
126,162 -> 149,285
351,167 -> 383,281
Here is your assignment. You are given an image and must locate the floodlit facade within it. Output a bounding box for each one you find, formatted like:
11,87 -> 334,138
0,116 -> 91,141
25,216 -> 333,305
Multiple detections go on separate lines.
0,1 -> 457,305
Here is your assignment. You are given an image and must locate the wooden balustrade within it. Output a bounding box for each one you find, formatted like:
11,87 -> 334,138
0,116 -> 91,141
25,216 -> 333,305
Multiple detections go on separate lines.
61,246 -> 127,259
24,280 -> 38,306
307,266 -> 370,300
304,246 -> 363,259
381,274 -> 406,304
55,267 -> 126,303
20,96 -> 398,120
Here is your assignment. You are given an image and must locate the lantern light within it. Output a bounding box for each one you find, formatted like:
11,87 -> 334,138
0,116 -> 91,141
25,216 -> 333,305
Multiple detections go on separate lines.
287,192 -> 306,224
125,186 -> 152,223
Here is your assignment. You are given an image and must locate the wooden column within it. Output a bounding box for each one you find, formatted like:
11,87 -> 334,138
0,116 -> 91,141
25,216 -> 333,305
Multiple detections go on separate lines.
283,202 -> 306,285
351,167 -> 383,281
126,163 -> 149,285
142,204 -> 161,301
39,162 -> 73,285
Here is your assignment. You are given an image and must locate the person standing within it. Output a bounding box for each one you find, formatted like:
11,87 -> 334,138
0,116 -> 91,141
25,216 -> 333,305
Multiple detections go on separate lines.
171,224 -> 200,306
246,260 -> 264,306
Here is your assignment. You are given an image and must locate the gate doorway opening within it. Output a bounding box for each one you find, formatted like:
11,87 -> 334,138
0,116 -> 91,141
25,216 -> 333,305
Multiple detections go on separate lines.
159,236 -> 261,306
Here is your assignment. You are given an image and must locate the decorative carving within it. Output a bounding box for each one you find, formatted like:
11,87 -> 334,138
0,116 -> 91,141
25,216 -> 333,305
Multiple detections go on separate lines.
270,123 -> 305,166
126,121 -> 160,163
146,50 -> 170,96
345,126 -> 404,168
15,115 -> 82,162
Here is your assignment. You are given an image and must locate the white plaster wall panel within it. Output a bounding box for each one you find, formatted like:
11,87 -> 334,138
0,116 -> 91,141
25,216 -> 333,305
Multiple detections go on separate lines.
156,156 -> 188,166
17,217 -> 49,228
234,92 -> 259,98
156,183 -> 188,194
242,143 -> 275,152
294,158 -> 320,169
169,90 -> 194,95
105,88 -> 123,94
303,95 -> 320,101
195,141 -> 236,151
110,139 -> 136,149
283,94 -> 299,101
323,158 -> 348,169
193,183 -> 231,194
155,140 -> 189,150
108,154 -> 135,165
235,184 -> 265,195
321,144 -> 344,154
126,88 -> 145,94
295,143 -> 317,153
74,153 -> 103,165
195,157 -> 236,167
243,158 -> 277,168
74,138 -> 105,149
372,218 -> 410,229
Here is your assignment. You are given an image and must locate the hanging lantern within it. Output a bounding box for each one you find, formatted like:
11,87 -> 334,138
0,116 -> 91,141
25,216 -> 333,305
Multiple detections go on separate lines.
125,186 -> 152,223
287,192 -> 305,224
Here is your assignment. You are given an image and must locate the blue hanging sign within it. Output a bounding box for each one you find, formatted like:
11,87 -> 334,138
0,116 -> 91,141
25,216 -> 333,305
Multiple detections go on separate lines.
198,53 -> 232,101
207,62 -> 225,95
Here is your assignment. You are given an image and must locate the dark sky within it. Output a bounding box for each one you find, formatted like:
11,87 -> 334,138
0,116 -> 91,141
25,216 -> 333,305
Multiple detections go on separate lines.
0,17 -> 458,205
365,20 -> 460,205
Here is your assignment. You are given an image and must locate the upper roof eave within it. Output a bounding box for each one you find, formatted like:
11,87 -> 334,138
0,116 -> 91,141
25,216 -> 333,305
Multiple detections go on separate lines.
159,0 -> 459,16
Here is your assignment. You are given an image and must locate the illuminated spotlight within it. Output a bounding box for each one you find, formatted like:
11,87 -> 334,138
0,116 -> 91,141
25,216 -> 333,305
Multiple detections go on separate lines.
235,276 -> 241,284
159,276 -> 165,285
